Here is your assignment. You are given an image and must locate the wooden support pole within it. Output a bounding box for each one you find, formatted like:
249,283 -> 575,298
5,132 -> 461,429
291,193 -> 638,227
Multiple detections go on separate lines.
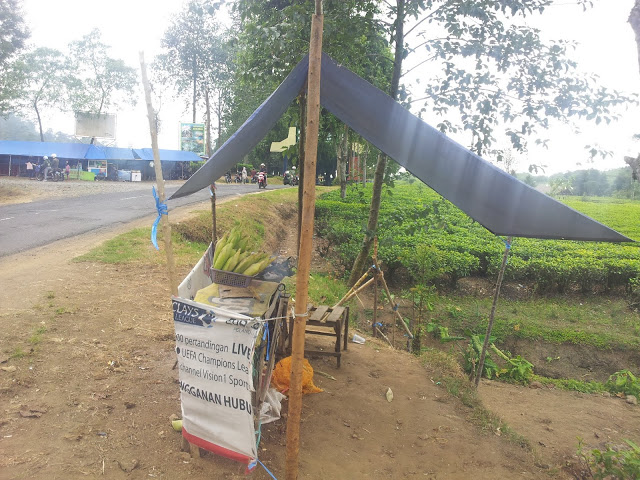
334,268 -> 373,307
338,277 -> 375,306
372,238 -> 378,337
474,236 -> 512,387
285,6 -> 323,480
379,272 -> 413,339
210,184 -> 217,246
140,52 -> 177,296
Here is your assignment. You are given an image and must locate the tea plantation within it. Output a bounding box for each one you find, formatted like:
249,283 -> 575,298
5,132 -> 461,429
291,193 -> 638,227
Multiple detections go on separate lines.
315,183 -> 640,293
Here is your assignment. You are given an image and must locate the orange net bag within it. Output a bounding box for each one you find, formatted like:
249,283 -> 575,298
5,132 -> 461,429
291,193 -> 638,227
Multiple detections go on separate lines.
271,356 -> 323,395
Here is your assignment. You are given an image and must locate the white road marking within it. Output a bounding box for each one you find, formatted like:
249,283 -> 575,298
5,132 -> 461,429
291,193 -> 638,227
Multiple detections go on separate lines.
0,217 -> 14,221
121,195 -> 146,200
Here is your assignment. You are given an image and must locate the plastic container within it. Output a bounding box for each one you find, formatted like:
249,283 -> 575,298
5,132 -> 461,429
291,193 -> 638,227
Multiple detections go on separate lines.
352,334 -> 366,344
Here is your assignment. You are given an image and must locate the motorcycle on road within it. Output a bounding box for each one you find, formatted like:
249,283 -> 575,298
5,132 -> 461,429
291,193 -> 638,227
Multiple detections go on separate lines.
258,171 -> 267,189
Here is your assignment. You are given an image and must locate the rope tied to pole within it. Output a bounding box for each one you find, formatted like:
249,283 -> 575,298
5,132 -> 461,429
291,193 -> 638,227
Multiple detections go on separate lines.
151,186 -> 168,250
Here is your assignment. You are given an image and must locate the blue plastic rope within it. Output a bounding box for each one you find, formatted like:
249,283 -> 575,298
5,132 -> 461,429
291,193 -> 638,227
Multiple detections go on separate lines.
503,237 -> 512,265
262,326 -> 271,361
151,186 -> 168,250
258,459 -> 278,480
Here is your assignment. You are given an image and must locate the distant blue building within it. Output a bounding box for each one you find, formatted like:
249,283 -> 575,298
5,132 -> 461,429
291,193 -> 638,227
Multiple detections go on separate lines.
0,140 -> 204,180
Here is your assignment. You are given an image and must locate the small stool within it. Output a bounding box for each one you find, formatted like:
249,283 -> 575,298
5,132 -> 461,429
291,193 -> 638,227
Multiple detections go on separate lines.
289,305 -> 349,367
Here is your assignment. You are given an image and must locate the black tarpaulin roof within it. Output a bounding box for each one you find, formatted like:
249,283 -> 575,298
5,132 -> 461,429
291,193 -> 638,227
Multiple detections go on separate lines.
170,54 -> 631,243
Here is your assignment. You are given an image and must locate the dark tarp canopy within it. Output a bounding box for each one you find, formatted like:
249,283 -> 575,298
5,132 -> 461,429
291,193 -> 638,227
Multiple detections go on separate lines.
170,54 -> 631,243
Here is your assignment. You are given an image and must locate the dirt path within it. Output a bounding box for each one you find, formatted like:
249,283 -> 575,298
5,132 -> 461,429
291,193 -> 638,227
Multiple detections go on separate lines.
1,182 -> 638,479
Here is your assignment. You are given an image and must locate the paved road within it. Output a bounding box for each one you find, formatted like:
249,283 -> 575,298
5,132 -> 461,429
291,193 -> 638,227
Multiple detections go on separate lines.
0,183 -> 285,257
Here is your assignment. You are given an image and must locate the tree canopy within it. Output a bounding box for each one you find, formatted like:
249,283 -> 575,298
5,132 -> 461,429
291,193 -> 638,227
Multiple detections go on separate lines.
0,0 -> 30,115
68,29 -> 138,115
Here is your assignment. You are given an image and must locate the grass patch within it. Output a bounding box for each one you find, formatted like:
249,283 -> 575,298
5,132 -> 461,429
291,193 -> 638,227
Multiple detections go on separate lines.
531,375 -> 607,394
283,271 -> 351,307
430,294 -> 640,350
75,187 -> 308,266
10,347 -> 26,359
29,325 -> 47,345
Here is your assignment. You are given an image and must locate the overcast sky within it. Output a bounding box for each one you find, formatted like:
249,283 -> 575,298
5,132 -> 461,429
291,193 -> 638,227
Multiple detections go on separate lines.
21,0 -> 640,174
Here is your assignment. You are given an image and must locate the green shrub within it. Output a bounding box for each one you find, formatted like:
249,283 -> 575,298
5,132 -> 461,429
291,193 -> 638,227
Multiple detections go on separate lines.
580,439 -> 640,480
605,370 -> 640,397
315,184 -> 640,294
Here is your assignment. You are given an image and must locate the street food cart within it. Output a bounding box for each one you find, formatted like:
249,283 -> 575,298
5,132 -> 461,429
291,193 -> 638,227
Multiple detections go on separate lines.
173,243 -> 288,470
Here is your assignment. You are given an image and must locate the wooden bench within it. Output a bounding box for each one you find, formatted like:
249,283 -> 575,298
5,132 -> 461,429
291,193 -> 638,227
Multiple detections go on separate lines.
288,305 -> 349,367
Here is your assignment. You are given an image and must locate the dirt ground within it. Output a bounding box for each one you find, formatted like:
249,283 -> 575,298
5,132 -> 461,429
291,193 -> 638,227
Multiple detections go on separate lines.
2,179 -> 640,479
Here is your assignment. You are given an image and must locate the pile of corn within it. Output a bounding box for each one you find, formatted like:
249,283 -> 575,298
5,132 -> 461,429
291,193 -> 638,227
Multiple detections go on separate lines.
212,227 -> 274,277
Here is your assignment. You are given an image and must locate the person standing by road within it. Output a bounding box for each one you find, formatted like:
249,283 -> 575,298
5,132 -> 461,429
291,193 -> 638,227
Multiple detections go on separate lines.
65,161 -> 70,179
242,166 -> 247,184
42,155 -> 51,181
26,160 -> 33,178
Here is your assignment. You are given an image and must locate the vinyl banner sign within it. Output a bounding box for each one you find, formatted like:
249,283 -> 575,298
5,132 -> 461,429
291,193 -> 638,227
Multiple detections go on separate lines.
180,123 -> 206,156
172,297 -> 260,465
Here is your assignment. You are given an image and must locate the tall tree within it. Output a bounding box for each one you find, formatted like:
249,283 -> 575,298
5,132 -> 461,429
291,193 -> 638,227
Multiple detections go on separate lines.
0,0 -> 29,115
20,47 -> 70,141
155,0 -> 231,152
230,0 -> 392,168
68,29 -> 137,141
348,0 -> 633,284
630,0 -> 640,74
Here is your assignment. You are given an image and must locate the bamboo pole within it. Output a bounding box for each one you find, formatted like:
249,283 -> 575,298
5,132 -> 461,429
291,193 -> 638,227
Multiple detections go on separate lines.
210,183 -> 217,246
334,268 -> 373,307
285,4 -> 323,479
474,236 -> 512,387
379,271 -> 414,339
373,239 -> 379,338
140,52 -> 178,296
339,277 -> 375,306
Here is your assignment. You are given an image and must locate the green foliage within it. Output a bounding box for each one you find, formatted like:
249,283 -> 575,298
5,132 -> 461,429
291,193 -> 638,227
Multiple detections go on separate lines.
605,370 -> 640,397
531,375 -> 606,394
490,344 -> 534,384
0,0 -> 29,115
29,325 -> 47,345
19,47 -> 71,140
580,439 -> 640,480
316,183 -> 640,293
283,272 -> 349,308
464,335 -> 499,380
68,29 -> 137,115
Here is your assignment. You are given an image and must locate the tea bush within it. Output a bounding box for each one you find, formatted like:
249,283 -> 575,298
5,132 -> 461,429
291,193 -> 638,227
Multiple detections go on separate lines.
315,183 -> 640,292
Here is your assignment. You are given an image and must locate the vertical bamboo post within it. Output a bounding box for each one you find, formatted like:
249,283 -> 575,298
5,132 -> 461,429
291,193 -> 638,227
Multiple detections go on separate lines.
372,237 -> 378,337
297,93 -> 306,255
140,52 -> 178,296
474,236 -> 512,387
210,183 -> 217,246
285,4 -> 323,479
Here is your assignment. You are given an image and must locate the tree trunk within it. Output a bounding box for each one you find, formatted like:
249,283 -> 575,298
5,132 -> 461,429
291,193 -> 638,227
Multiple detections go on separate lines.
337,124 -> 348,198
205,87 -> 212,157
35,102 -> 44,142
348,151 -> 386,285
192,57 -> 197,123
216,90 -> 223,150
348,0 -> 405,286
630,0 -> 640,74
361,143 -> 368,186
